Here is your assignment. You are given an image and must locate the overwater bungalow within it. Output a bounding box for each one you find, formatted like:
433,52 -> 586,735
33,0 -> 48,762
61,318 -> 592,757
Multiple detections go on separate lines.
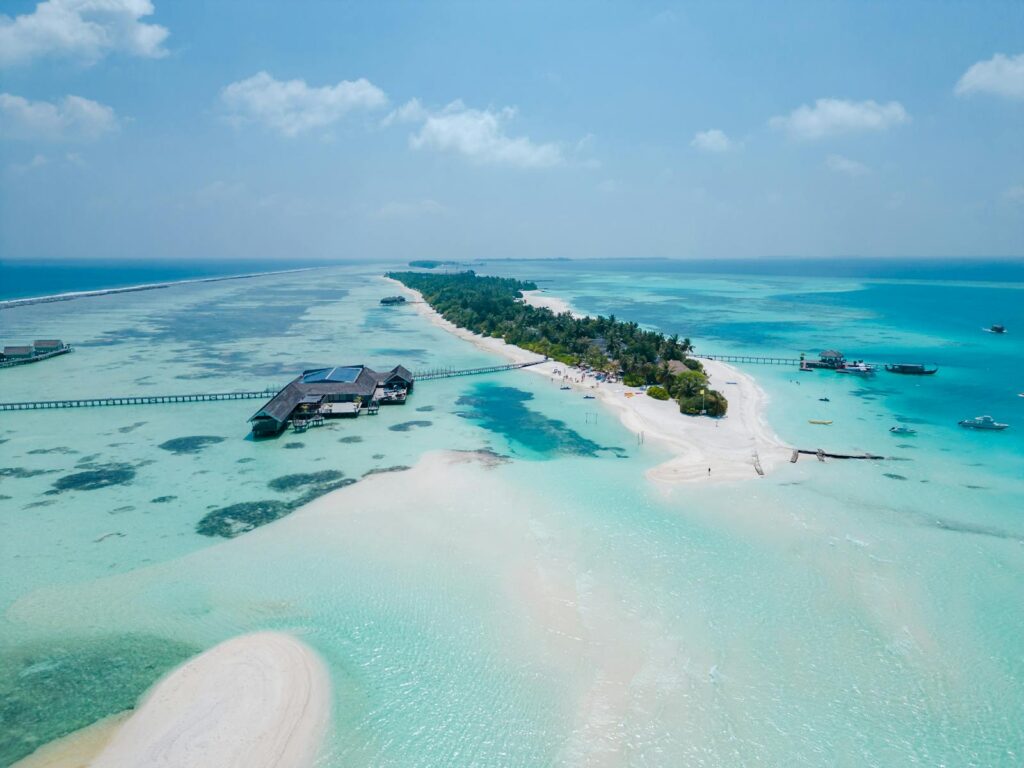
249,364 -> 414,437
2,345 -> 35,361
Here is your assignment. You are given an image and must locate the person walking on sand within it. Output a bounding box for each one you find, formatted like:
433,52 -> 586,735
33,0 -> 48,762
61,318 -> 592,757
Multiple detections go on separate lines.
708,467 -> 711,476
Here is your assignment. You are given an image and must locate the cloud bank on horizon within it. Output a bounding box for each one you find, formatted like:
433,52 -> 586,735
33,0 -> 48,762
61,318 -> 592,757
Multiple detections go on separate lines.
0,1 -> 1021,260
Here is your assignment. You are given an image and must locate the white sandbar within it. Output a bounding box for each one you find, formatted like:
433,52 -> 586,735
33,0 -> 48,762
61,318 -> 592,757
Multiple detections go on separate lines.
89,632 -> 329,768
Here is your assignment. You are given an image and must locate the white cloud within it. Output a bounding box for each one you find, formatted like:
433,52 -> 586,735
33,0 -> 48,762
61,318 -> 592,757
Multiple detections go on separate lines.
0,93 -> 119,141
955,53 -> 1024,100
1006,185 -> 1024,204
221,71 -> 387,137
769,98 -> 909,140
0,0 -> 168,67
825,154 -> 869,176
691,128 -> 736,153
391,98 -> 563,169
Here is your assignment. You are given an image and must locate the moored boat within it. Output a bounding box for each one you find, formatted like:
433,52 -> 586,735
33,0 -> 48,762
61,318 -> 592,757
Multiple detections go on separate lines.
889,425 -> 917,435
987,324 -> 1006,334
835,361 -> 876,376
808,419 -> 832,425
885,363 -> 938,375
958,415 -> 1009,430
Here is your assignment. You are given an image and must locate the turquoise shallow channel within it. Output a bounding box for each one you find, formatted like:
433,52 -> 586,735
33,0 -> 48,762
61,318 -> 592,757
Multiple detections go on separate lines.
0,260 -> 1022,766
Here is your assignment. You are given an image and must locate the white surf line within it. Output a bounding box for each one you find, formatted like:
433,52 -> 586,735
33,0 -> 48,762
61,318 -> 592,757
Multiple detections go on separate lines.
0,267 -> 320,310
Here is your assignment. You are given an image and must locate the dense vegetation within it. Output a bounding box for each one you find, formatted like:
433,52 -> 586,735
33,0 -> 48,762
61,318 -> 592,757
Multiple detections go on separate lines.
388,270 -> 727,416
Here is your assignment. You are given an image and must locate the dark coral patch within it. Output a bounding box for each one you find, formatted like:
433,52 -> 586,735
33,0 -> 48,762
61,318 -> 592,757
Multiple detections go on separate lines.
338,436 -> 364,444
363,466 -> 412,477
50,463 -> 136,493
150,495 -> 177,504
268,470 -> 345,492
0,467 -> 56,480
283,442 -> 305,449
388,420 -> 432,432
158,436 -> 226,455
196,500 -> 292,537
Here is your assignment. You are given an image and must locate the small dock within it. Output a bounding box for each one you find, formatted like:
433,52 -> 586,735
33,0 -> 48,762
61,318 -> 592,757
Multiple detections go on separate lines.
792,449 -> 884,462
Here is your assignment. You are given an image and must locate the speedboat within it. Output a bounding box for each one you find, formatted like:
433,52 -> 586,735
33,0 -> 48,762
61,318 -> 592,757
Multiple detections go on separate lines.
818,397 -> 830,402
885,363 -> 938,375
985,324 -> 1006,334
958,415 -> 1009,430
836,362 -> 876,376
889,426 -> 917,435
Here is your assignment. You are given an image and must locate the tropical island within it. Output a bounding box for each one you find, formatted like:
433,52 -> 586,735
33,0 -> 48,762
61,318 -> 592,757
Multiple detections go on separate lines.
387,270 -> 728,416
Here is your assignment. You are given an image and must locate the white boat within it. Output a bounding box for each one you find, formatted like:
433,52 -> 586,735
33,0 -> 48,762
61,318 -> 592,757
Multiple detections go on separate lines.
958,415 -> 1009,431
889,426 -> 916,435
835,362 -> 876,376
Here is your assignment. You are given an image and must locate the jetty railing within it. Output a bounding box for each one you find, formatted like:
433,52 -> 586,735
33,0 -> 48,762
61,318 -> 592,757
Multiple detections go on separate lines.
0,360 -> 547,412
0,390 -> 278,411
413,360 -> 545,380
695,353 -> 803,366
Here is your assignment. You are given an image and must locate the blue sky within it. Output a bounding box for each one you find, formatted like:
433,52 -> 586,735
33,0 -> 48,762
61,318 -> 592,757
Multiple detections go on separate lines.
1,0 -> 1022,261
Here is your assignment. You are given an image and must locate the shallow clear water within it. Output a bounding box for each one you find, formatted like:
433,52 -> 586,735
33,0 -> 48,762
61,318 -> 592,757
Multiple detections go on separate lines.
1,261 -> 1021,766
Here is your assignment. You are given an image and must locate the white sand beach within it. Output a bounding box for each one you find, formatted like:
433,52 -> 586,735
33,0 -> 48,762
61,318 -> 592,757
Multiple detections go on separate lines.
83,632 -> 330,768
519,289 -> 582,318
387,277 -> 792,483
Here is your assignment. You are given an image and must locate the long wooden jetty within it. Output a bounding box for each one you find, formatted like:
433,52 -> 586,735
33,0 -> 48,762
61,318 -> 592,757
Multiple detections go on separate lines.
695,353 -> 803,366
0,360 -> 546,412
0,390 -> 279,411
413,360 -> 545,380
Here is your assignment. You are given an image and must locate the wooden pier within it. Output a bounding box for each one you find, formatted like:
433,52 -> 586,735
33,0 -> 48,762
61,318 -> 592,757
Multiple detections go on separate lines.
0,360 -> 546,412
793,449 -> 885,461
0,389 -> 278,411
695,353 -> 803,366
413,360 -> 545,380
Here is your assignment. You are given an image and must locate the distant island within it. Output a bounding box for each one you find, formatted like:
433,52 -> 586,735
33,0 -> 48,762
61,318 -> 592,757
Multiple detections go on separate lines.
387,270 -> 727,416
408,260 -> 462,269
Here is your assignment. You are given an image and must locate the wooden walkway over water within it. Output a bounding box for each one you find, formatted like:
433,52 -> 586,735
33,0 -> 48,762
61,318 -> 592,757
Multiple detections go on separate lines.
0,360 -> 546,412
413,360 -> 545,380
695,353 -> 803,366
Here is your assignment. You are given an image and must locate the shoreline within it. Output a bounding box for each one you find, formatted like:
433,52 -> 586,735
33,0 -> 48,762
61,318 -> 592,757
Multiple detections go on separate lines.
386,277 -> 792,483
0,267 -> 320,310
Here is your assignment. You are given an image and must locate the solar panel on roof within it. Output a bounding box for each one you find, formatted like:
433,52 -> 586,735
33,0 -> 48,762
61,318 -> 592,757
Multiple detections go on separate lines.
301,366 -> 363,384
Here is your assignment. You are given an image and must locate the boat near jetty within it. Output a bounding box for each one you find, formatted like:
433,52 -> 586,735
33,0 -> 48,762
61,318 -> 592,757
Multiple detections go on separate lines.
889,425 -> 917,435
958,415 -> 1009,431
885,363 -> 938,375
835,361 -> 876,376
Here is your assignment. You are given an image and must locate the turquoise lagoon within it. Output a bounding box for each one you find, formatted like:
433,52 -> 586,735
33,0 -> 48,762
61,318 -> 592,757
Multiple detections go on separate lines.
0,261 -> 1021,766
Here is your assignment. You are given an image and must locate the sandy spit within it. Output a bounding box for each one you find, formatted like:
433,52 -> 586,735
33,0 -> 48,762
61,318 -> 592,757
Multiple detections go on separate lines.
386,276 -> 792,484
86,632 -> 330,768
